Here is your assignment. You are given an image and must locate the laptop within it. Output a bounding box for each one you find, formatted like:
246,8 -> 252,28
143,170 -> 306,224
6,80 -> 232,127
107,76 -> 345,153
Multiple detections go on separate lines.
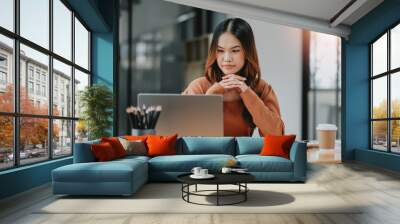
137,93 -> 223,136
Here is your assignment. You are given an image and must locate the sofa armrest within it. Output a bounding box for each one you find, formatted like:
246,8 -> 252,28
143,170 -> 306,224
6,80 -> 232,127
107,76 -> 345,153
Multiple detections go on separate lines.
73,140 -> 100,163
289,141 -> 307,181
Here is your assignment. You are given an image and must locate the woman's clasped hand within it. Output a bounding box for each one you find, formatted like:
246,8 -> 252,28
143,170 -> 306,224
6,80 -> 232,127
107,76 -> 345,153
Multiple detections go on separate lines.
218,74 -> 249,93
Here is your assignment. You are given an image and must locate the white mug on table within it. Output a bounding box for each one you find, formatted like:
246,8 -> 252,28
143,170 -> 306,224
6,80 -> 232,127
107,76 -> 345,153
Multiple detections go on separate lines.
199,169 -> 208,176
191,167 -> 202,176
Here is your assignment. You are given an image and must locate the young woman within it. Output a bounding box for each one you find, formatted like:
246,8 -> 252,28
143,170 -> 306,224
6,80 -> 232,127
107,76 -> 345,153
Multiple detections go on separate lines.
182,18 -> 284,137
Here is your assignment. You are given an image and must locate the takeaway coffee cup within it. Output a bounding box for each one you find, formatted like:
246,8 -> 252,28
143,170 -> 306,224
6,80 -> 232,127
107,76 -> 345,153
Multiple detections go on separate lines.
316,124 -> 337,150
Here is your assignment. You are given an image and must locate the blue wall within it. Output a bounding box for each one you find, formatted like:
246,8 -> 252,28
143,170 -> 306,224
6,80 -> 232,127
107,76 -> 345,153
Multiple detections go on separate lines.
343,0 -> 400,170
0,0 -> 116,200
91,31 -> 114,135
0,158 -> 72,199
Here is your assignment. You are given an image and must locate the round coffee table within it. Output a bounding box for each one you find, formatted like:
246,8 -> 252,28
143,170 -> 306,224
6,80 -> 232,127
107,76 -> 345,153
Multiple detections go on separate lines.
177,172 -> 255,206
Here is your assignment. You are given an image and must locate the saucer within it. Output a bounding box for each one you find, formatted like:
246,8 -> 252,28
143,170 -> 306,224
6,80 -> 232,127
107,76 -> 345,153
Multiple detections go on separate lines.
190,174 -> 215,179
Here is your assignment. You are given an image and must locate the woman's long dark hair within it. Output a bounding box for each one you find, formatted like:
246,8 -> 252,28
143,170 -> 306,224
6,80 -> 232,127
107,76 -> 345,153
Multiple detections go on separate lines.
204,18 -> 261,129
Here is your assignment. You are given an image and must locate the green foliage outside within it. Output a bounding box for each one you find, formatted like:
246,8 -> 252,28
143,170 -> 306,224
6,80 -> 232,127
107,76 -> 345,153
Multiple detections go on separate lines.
372,99 -> 400,144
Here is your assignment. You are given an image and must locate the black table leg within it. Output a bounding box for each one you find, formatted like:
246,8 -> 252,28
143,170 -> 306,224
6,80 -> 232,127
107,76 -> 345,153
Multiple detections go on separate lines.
217,184 -> 219,206
179,182 -> 251,206
181,184 -> 183,199
245,183 -> 247,201
187,184 -> 190,202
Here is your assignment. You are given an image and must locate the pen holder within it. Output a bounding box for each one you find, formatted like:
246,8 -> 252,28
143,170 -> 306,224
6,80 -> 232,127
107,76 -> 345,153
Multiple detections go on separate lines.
131,128 -> 156,136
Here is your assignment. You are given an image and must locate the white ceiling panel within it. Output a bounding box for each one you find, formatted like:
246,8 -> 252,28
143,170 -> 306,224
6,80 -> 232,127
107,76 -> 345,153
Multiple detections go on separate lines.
226,0 -> 352,21
164,0 -> 384,38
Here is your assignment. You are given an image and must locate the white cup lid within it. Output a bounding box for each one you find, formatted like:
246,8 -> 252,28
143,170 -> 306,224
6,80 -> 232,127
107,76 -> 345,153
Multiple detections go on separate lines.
316,123 -> 337,131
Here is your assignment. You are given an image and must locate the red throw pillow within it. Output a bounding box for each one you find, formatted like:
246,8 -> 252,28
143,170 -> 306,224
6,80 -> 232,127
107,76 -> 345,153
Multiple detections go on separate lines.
260,135 -> 296,159
101,137 -> 126,158
146,134 -> 178,157
91,142 -> 118,161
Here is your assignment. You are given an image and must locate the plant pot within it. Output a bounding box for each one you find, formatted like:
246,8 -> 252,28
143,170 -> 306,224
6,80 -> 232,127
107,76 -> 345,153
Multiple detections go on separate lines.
131,129 -> 156,136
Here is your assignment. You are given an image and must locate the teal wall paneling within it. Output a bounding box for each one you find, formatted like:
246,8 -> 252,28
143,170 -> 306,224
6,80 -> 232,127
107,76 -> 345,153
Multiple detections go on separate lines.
343,0 -> 400,171
0,158 -> 72,199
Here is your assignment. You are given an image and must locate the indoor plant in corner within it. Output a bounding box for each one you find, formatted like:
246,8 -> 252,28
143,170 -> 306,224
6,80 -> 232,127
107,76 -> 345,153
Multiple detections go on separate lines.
79,84 -> 113,140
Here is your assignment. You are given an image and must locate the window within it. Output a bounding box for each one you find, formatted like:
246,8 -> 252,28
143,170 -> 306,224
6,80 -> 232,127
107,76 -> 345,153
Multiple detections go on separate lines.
0,71 -> 6,85
0,35 -> 13,113
20,0 -> 49,49
53,120 -> 72,158
53,59 -> 72,117
74,69 -> 89,118
370,23 -> 400,153
28,67 -> 34,80
42,85 -> 46,97
20,117 -> 49,165
28,81 -> 34,94
53,0 -> 72,60
35,83 -> 40,95
0,55 -> 7,67
0,0 -> 14,32
0,0 -> 91,170
35,70 -> 41,81
0,116 -> 13,170
306,31 -> 341,140
75,17 -> 89,70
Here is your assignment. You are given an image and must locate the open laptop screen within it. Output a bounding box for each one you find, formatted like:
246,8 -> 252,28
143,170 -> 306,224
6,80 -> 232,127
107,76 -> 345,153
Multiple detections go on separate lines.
137,94 -> 223,136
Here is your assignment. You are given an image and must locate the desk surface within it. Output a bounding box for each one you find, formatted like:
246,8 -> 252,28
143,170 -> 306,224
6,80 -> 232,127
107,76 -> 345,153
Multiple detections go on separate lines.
306,140 -> 341,164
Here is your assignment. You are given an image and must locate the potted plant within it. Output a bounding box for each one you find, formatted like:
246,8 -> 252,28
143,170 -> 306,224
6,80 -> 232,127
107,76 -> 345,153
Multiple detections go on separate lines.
79,84 -> 113,140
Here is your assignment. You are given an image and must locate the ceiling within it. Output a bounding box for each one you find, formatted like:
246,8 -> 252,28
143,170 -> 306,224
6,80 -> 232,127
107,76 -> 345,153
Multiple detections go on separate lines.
164,0 -> 384,38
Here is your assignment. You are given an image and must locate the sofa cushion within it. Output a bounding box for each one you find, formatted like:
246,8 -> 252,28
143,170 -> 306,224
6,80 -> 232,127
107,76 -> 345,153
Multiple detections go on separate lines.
147,134 -> 178,157
260,135 -> 296,159
235,137 -> 264,155
101,137 -> 127,158
52,159 -> 147,183
91,142 -> 118,161
118,137 -> 147,156
148,154 -> 235,172
178,137 -> 235,155
236,155 -> 293,172
114,155 -> 150,163
73,139 -> 101,163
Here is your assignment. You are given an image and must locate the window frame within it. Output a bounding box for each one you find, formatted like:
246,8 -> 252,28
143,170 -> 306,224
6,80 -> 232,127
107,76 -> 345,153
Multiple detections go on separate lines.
369,20 -> 400,154
0,0 -> 92,171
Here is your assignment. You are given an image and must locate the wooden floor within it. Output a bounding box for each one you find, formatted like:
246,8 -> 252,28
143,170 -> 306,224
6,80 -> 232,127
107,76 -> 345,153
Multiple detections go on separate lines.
1,162 -> 400,224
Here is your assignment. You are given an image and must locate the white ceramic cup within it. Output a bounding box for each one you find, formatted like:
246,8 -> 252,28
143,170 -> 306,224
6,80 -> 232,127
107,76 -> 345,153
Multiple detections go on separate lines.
191,167 -> 202,176
200,169 -> 208,176
221,167 -> 232,173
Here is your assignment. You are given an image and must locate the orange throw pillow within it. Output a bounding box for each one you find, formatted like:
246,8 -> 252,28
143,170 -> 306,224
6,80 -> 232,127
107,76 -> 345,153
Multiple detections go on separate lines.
101,137 -> 127,158
260,135 -> 296,159
146,134 -> 178,157
91,142 -> 118,161
124,135 -> 148,141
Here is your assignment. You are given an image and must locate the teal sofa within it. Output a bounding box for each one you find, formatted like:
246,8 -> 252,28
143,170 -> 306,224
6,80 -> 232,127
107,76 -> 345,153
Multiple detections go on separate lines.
52,137 -> 307,196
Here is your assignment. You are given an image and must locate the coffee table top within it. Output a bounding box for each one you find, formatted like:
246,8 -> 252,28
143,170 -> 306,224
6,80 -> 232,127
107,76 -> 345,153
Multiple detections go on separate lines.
177,172 -> 255,185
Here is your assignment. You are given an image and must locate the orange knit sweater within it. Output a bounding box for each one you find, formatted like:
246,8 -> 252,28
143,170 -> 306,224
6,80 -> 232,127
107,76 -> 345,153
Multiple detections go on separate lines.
182,77 -> 285,136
